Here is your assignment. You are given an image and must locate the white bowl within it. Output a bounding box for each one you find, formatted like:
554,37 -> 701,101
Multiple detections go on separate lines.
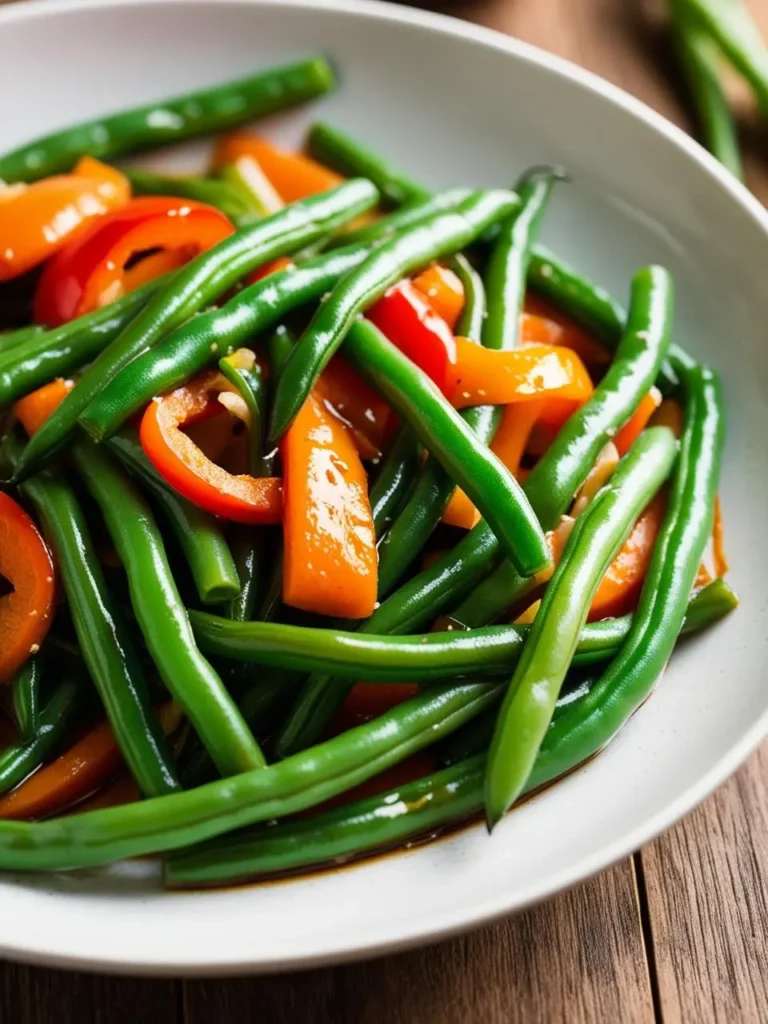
1,0 -> 767,978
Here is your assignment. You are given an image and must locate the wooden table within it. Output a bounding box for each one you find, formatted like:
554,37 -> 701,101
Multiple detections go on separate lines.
2,1 -> 767,1020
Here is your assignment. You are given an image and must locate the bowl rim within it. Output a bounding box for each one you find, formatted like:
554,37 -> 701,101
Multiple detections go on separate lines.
2,0 -> 768,978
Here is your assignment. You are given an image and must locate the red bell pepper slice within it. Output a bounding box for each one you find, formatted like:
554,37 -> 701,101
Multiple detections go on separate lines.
0,492 -> 56,683
281,390 -> 377,619
140,371 -> 282,525
0,157 -> 130,283
367,280 -> 457,392
33,196 -> 234,326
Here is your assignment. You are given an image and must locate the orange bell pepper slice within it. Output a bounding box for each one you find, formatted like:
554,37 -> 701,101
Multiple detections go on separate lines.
212,133 -> 344,202
588,494 -> 666,621
13,378 -> 75,437
651,397 -> 684,438
281,391 -> 377,619
444,401 -> 543,530
0,492 -> 56,683
522,294 -> 611,367
614,387 -> 662,456
140,371 -> 282,524
34,196 -> 234,327
448,339 -> 593,409
318,356 -> 395,460
412,264 -> 465,331
0,721 -> 123,820
0,157 -> 131,283
712,496 -> 728,578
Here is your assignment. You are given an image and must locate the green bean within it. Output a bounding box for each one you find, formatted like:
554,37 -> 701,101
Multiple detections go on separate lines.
0,681 -> 500,871
70,439 -> 265,776
483,167 -> 563,351
11,180 -> 379,480
187,594 -> 654,680
275,527 -> 500,756
528,361 -> 725,792
527,249 -> 683,394
343,319 -> 550,577
17,450 -> 180,797
671,1 -> 744,179
376,169 -> 557,597
326,189 -> 474,249
105,427 -> 241,607
217,354 -> 269,625
79,241 -> 374,441
269,189 -> 521,440
0,275 -> 171,408
485,427 -> 678,825
10,658 -> 43,743
307,122 -> 431,206
175,569 -> 738,888
0,676 -> 87,796
164,755 -> 487,887
680,0 -> 768,114
452,264 -> 676,629
0,57 -> 336,183
123,167 -> 256,220
0,325 -> 45,354
369,425 -> 423,538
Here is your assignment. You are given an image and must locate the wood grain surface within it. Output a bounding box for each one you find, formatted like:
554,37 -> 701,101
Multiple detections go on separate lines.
1,1 -> 767,1022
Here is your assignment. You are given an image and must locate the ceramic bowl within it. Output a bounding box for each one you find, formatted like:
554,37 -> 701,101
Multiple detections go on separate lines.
1,0 -> 767,976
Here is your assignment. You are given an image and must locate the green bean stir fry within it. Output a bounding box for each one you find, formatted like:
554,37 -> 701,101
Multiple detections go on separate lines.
0,55 -> 734,888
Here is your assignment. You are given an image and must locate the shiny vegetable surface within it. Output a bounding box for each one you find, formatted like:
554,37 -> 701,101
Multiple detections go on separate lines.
485,427 -> 678,826
0,57 -> 336,183
11,180 -> 379,481
269,189 -> 520,441
70,439 -> 265,777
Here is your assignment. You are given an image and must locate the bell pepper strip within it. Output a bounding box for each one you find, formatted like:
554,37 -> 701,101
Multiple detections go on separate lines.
447,339 -> 593,410
588,493 -> 666,621
0,700 -> 181,821
367,279 -> 457,393
0,721 -> 121,821
712,496 -> 728,577
614,387 -> 662,455
34,196 -> 234,327
443,400 -> 543,530
651,397 -> 685,437
0,157 -> 130,283
212,134 -> 344,202
121,247 -> 191,292
317,356 -> 395,460
139,371 -> 282,525
0,494 -> 56,683
412,264 -> 465,331
522,294 -> 611,367
281,390 -> 377,619
13,378 -> 75,438
571,443 -> 621,517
